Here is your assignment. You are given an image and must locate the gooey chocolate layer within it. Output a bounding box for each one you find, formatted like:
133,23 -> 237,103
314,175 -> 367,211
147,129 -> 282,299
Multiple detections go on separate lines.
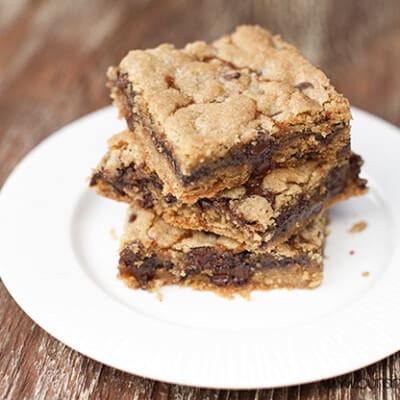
118,246 -> 316,288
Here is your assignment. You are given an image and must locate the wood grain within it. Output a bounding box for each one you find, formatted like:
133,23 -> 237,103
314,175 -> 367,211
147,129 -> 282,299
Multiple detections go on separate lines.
0,1 -> 399,399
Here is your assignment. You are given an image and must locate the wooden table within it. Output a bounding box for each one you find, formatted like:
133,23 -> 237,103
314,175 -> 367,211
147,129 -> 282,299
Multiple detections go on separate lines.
1,1 -> 399,398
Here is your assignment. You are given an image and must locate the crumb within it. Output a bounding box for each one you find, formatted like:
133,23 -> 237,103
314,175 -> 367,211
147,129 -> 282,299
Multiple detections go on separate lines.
362,271 -> 370,277
110,227 -> 118,241
325,229 -> 331,237
155,288 -> 163,301
349,250 -> 355,255
349,220 -> 367,233
156,290 -> 163,301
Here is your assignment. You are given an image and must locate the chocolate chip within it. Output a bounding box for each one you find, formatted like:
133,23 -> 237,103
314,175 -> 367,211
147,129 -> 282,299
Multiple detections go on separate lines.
211,274 -> 230,286
248,140 -> 270,157
104,163 -> 163,205
187,247 -> 219,273
139,192 -> 154,209
181,232 -> 194,240
165,75 -> 178,89
295,82 -> 314,91
119,248 -> 139,267
196,198 -> 213,210
231,266 -> 250,285
129,213 -> 137,223
111,165 -> 143,196
89,171 -> 103,186
164,193 -> 177,203
119,249 -> 167,287
244,178 -> 264,196
186,247 -> 253,287
150,172 -> 163,190
223,71 -> 241,80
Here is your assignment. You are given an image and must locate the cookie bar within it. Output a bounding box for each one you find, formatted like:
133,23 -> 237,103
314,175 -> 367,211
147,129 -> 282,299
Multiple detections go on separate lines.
118,205 -> 327,296
108,25 -> 351,202
90,131 -> 366,250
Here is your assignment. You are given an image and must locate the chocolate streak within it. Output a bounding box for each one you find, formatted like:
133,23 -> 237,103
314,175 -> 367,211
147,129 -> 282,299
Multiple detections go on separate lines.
195,154 -> 365,242
119,248 -> 173,287
90,163 -> 162,209
271,153 -> 365,240
119,246 -> 313,288
112,72 -> 349,187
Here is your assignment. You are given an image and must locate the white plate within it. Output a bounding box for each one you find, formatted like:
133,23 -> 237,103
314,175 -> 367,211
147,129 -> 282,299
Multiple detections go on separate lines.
0,107 -> 399,389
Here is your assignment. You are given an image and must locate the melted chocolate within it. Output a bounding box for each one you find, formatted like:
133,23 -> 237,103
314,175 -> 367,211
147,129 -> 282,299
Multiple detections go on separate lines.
119,248 -> 172,287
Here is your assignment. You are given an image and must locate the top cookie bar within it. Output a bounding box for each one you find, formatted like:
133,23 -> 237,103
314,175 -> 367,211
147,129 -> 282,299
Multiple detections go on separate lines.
108,25 -> 351,202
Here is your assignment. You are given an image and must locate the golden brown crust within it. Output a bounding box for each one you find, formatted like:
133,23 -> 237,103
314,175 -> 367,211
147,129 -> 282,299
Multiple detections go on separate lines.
108,25 -> 351,200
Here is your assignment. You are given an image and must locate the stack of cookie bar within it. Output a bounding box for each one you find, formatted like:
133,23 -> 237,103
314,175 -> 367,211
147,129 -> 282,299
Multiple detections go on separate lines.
90,26 -> 367,295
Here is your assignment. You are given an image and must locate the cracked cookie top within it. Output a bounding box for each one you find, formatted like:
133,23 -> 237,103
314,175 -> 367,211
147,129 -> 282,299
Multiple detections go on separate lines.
110,25 -> 351,175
